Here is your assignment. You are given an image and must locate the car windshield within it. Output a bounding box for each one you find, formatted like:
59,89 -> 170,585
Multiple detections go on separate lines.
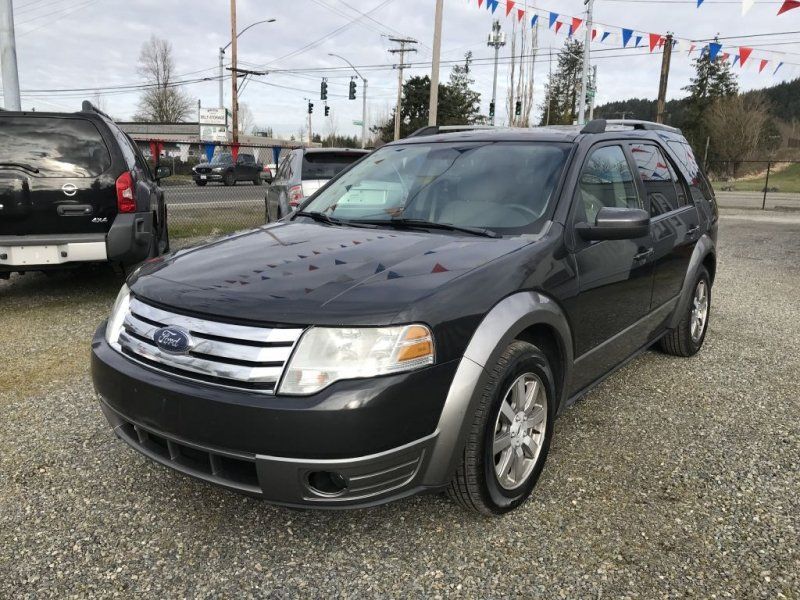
302,142 -> 570,234
211,153 -> 233,164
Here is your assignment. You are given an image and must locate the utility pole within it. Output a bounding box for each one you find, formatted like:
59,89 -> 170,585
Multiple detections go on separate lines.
577,0 -> 594,125
230,0 -> 239,143
655,33 -> 674,124
589,65 -> 597,120
0,0 -> 21,110
428,0 -> 444,126
545,50 -> 552,126
389,37 -> 417,141
487,20 -> 506,126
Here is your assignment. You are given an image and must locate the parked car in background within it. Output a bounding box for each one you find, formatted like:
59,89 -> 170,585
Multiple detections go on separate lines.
0,101 -> 170,278
265,148 -> 369,221
93,120 -> 718,514
261,163 -> 277,184
192,152 -> 263,186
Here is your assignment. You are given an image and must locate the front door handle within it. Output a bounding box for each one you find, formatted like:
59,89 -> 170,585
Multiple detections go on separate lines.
686,224 -> 700,238
634,248 -> 654,262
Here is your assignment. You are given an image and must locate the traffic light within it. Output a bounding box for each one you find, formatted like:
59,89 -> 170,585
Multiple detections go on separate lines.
489,101 -> 495,118
515,100 -> 522,116
324,105 -> 330,117
349,79 -> 357,100
308,101 -> 314,114
320,79 -> 328,100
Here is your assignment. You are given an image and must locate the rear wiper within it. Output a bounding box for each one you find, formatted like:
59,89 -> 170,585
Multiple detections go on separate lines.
352,218 -> 500,238
0,161 -> 39,173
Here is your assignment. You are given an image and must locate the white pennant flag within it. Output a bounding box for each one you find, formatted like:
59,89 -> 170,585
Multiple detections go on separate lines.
742,0 -> 755,14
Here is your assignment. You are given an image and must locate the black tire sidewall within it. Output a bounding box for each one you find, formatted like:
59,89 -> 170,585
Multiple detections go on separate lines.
480,345 -> 556,512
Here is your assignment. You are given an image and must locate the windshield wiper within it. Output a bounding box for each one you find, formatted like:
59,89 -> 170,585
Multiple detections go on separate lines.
0,161 -> 40,173
294,211 -> 343,226
352,218 -> 500,238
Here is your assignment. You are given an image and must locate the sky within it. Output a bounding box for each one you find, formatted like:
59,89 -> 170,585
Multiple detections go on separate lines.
2,0 -> 798,139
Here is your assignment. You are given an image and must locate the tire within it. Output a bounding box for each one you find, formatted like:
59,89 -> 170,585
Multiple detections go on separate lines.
195,180 -> 206,187
253,177 -> 262,186
159,207 -> 170,255
659,266 -> 711,357
223,172 -> 235,186
447,340 -> 556,516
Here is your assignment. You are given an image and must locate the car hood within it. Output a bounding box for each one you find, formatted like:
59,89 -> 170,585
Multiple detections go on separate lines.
131,221 -> 530,325
194,162 -> 226,169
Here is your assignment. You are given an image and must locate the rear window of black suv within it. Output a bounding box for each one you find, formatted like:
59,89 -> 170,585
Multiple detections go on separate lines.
0,116 -> 111,177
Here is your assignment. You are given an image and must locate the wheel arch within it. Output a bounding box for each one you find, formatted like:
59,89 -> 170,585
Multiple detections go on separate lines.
668,234 -> 716,329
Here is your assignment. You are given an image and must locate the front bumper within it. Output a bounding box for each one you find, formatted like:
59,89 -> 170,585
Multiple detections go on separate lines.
193,172 -> 224,182
91,326 -> 458,508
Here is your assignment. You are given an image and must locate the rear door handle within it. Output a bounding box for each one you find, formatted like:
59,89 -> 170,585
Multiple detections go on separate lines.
634,248 -> 654,262
57,204 -> 93,216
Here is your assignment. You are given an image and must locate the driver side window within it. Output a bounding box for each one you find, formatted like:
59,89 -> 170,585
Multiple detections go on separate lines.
578,145 -> 640,224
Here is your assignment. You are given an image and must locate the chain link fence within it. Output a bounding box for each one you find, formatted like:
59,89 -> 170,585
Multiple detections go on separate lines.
707,159 -> 800,211
137,140 -> 301,242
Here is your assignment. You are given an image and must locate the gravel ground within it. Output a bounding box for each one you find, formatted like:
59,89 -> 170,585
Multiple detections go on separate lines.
1,214 -> 798,598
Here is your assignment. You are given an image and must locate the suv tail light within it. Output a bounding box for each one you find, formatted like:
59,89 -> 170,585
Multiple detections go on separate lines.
115,171 -> 136,213
288,184 -> 303,208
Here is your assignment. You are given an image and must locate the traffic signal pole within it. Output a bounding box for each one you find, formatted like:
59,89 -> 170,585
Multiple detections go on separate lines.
0,0 -> 21,110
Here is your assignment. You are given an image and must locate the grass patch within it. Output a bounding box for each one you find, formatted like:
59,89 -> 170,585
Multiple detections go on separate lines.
712,162 -> 800,193
168,203 -> 265,239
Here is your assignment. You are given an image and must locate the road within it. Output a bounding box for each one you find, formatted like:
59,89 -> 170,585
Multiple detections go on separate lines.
163,182 -> 266,206
714,190 -> 799,211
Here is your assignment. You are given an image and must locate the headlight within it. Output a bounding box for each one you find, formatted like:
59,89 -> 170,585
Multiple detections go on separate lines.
105,284 -> 130,346
278,325 -> 434,395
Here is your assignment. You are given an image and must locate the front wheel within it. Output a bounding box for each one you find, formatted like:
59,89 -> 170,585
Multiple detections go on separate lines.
223,172 -> 235,186
195,180 -> 206,187
447,340 -> 555,516
659,266 -> 711,357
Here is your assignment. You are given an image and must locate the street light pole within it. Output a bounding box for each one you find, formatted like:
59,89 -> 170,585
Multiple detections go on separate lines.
0,0 -> 21,110
328,53 -> 369,149
487,20 -> 505,127
577,0 -> 594,125
230,0 -> 239,143
428,0 -> 444,126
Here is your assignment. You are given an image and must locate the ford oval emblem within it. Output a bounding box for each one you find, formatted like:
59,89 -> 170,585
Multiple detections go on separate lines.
153,326 -> 192,354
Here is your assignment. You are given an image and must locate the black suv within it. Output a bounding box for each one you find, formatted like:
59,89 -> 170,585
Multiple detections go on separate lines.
0,102 -> 171,277
92,120 -> 717,515
192,152 -> 263,186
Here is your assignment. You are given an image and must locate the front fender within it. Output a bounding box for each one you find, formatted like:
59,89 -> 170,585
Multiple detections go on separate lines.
420,291 -> 573,488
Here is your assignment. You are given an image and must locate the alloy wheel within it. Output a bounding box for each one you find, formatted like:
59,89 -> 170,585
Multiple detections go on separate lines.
691,280 -> 709,343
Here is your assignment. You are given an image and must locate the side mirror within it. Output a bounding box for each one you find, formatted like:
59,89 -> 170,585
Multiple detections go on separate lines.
155,166 -> 172,180
576,207 -> 650,241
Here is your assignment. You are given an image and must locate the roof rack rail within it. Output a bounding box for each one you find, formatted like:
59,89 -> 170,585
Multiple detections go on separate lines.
581,118 -> 681,134
80,100 -> 113,120
406,124 -> 496,138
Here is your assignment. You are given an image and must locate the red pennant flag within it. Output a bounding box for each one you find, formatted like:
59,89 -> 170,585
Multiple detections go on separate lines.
478,0 -> 484,6
739,46 -> 753,65
688,43 -> 696,55
649,33 -> 661,52
517,8 -> 524,21
721,52 -> 730,61
571,17 -> 583,33
778,0 -> 800,14
506,0 -> 514,16
554,21 -> 563,34
231,143 -> 240,161
592,28 -> 597,41
759,59 -> 769,73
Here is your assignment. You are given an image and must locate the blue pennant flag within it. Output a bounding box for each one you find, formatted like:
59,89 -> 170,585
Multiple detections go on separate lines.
732,55 -> 740,66
272,146 -> 282,165
635,35 -> 643,47
697,0 -> 704,6
531,14 -> 538,27
773,61 -> 784,75
203,143 -> 215,162
621,28 -> 633,48
601,31 -> 611,43
708,42 -> 722,62
490,0 -> 499,13
549,12 -> 559,28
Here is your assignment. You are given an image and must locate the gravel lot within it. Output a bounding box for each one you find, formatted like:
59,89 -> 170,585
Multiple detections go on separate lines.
1,213 -> 798,598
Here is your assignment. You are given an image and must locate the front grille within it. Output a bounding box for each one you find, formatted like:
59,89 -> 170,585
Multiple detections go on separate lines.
195,167 -> 212,174
115,297 -> 303,393
115,417 -> 261,494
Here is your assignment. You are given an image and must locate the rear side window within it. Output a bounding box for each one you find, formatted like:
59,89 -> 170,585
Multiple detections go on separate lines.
0,116 -> 111,177
238,154 -> 255,164
301,152 -> 363,180
577,145 -> 640,224
630,143 -> 684,216
667,140 -> 715,206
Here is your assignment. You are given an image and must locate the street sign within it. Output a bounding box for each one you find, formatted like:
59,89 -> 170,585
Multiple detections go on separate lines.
352,120 -> 363,126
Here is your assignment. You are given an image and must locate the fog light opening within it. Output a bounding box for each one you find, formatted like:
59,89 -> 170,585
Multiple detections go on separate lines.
307,470 -> 348,496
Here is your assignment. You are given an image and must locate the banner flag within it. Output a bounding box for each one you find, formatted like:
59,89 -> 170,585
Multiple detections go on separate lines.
592,28 -> 597,41
759,59 -> 769,73
773,61 -> 784,74
708,42 -> 722,62
272,146 -> 282,166
777,0 -> 800,14
517,8 -> 525,21
721,52 -> 730,62
649,33 -> 661,52
549,12 -> 559,28
688,43 -> 696,55
635,35 -> 643,47
204,143 -> 215,162
732,55 -> 740,67
477,0 -> 484,7
601,31 -> 611,43
572,17 -> 583,33
231,143 -> 240,162
742,0 -> 754,13
505,1 -> 514,16
739,46 -> 753,66
555,21 -> 564,34
622,28 -> 633,47
531,14 -> 538,27
491,0 -> 499,13
697,0 -> 704,6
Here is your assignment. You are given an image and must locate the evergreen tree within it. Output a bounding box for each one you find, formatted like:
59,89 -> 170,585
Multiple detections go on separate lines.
540,39 -> 583,126
682,39 -> 738,148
